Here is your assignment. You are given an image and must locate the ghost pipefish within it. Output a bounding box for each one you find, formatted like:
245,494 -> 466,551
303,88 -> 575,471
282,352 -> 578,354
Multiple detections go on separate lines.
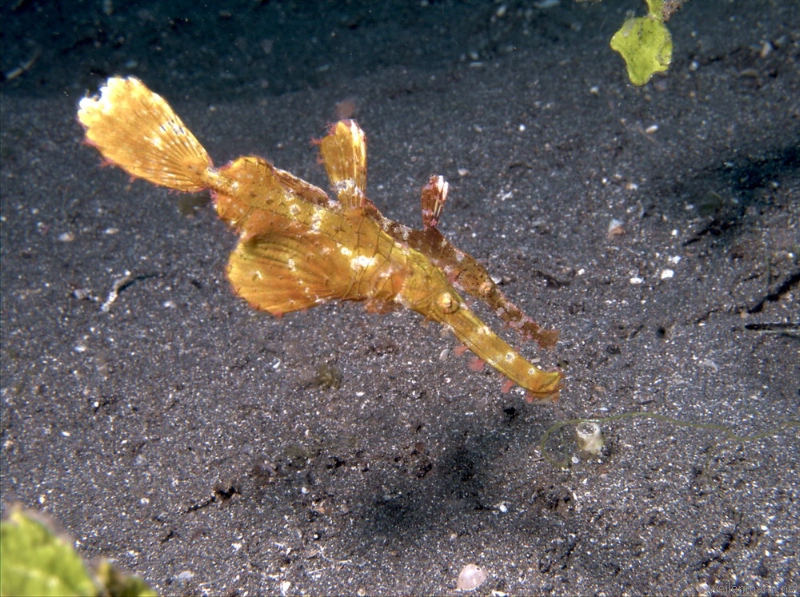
77,77 -> 563,401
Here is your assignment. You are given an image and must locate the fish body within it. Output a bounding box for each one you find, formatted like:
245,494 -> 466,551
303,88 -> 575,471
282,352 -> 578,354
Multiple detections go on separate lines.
78,77 -> 563,401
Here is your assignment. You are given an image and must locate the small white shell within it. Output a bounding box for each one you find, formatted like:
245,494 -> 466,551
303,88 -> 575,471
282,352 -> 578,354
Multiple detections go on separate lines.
576,421 -> 605,456
456,563 -> 488,591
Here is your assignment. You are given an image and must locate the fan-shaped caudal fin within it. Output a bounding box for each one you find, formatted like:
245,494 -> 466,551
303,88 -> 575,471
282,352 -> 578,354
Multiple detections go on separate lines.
421,175 -> 448,229
317,120 -> 367,208
78,77 -> 212,192
440,300 -> 563,401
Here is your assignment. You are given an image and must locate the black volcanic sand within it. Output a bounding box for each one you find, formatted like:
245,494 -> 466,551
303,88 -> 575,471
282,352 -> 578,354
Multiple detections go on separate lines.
2,1 -> 798,595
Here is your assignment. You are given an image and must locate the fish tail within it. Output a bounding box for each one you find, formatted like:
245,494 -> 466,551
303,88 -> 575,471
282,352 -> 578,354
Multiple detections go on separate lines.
441,303 -> 563,401
78,77 -> 212,192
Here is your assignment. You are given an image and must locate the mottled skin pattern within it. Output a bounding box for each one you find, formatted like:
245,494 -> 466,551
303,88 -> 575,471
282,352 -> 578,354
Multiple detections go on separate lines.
77,77 -> 563,401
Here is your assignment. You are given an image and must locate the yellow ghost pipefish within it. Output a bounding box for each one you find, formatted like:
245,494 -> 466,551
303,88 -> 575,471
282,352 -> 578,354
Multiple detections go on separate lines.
77,77 -> 563,402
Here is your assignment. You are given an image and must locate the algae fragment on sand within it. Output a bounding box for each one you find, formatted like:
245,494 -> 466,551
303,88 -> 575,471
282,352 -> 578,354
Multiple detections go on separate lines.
0,507 -> 157,597
610,0 -> 673,85
1,508 -> 97,597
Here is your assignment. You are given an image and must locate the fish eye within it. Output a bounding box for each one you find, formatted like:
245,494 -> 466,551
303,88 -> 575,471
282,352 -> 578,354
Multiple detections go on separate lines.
437,292 -> 458,314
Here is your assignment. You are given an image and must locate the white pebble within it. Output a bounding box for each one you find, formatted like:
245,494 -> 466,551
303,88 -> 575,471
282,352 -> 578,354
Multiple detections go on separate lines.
176,571 -> 195,583
456,564 -> 487,591
608,218 -> 624,236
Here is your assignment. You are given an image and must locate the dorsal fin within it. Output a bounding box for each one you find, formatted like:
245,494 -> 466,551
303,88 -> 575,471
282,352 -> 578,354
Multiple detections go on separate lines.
421,175 -> 448,229
317,120 -> 367,208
